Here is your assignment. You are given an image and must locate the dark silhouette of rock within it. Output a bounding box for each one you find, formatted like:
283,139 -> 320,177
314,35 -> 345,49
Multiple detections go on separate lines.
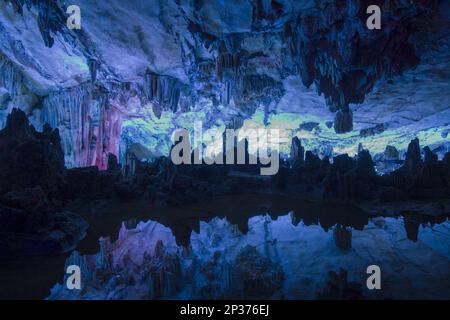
333,154 -> 354,173
384,145 -> 399,161
290,136 -> 304,163
305,151 -> 321,169
423,146 -> 438,165
357,149 -> 375,176
403,138 -> 422,173
403,212 -> 421,242
0,187 -> 88,258
107,153 -> 120,171
444,152 -> 450,168
0,109 -> 65,196
0,109 -> 88,259
377,186 -> 409,202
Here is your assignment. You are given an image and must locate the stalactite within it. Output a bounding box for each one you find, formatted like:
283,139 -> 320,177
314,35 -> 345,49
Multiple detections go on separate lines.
215,36 -> 248,87
284,0 -> 439,133
88,58 -> 98,83
143,72 -> 190,117
0,55 -> 23,98
333,109 -> 353,134
250,0 -> 287,31
234,74 -> 284,113
212,34 -> 285,113
4,0 -> 26,14
7,0 -> 66,48
0,54 -> 34,129
216,52 -> 247,83
227,116 -> 244,130
42,85 -> 122,169
219,81 -> 232,106
241,75 -> 282,98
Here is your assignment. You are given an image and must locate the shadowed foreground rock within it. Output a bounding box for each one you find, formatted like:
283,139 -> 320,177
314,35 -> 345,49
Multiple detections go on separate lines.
0,109 -> 87,258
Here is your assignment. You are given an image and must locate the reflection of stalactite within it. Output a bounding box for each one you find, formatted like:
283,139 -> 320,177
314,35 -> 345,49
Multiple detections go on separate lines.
402,211 -> 447,243
145,240 -> 182,299
403,212 -> 421,242
43,86 -> 122,169
317,268 -> 363,300
333,226 -> 352,251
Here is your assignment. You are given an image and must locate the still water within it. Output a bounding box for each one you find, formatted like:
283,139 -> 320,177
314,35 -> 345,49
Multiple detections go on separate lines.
1,194 -> 449,299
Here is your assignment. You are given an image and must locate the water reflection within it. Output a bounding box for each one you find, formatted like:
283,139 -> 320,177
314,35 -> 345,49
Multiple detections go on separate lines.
1,194 -> 448,300
333,227 -> 352,252
48,204 -> 450,300
403,212 -> 448,242
117,196 -> 371,248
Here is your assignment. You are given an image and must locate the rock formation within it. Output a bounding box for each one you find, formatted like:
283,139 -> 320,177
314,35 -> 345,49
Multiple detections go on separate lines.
0,109 -> 88,258
0,0 -> 448,166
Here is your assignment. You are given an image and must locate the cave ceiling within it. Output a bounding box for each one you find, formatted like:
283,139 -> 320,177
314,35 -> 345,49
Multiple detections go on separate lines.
0,0 -> 449,167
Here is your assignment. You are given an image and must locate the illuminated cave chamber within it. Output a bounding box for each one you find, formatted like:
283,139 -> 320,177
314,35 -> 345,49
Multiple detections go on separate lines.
0,0 -> 449,172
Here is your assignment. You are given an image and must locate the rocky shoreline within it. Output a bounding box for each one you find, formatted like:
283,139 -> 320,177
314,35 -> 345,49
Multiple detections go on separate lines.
1,109 -> 449,260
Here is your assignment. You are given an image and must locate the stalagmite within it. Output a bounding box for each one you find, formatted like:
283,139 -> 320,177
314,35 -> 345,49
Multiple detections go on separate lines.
290,136 -> 304,163
384,145 -> 399,161
403,138 -> 421,173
